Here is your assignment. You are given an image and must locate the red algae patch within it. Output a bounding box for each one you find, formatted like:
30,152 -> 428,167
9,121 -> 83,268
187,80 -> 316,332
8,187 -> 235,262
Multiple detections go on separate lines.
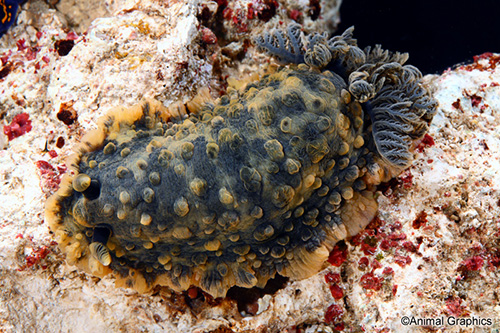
3,113 -> 32,140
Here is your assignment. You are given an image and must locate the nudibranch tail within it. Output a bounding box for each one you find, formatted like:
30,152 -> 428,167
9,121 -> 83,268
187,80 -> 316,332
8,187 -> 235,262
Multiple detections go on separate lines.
257,24 -> 437,181
46,25 -> 436,297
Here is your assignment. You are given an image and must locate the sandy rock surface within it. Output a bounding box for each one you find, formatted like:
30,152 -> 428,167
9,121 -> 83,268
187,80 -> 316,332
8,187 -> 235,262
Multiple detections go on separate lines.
1,1 -> 499,332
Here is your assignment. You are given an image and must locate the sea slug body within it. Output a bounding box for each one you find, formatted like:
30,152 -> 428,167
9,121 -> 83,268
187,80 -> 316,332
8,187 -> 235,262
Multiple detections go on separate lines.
0,0 -> 24,37
45,24 -> 436,297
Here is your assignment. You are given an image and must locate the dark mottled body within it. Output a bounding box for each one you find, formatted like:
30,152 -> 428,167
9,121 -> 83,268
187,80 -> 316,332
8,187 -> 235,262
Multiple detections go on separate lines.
47,25 -> 436,296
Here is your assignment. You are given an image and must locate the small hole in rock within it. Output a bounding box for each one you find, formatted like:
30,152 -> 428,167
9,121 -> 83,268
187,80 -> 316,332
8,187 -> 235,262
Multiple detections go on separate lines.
226,275 -> 288,315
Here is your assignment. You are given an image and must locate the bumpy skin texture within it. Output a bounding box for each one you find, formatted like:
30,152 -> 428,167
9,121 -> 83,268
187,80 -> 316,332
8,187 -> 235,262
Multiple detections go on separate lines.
46,26 -> 436,297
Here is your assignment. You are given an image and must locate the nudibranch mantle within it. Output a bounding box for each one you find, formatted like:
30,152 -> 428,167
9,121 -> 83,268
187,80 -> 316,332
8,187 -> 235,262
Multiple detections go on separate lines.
46,25 -> 436,297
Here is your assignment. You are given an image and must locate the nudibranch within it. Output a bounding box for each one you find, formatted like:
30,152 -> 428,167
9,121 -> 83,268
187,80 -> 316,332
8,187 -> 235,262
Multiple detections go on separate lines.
0,0 -> 24,37
45,24 -> 436,297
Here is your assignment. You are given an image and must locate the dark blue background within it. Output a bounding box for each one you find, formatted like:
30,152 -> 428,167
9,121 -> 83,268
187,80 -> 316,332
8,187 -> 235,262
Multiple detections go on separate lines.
337,0 -> 500,74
